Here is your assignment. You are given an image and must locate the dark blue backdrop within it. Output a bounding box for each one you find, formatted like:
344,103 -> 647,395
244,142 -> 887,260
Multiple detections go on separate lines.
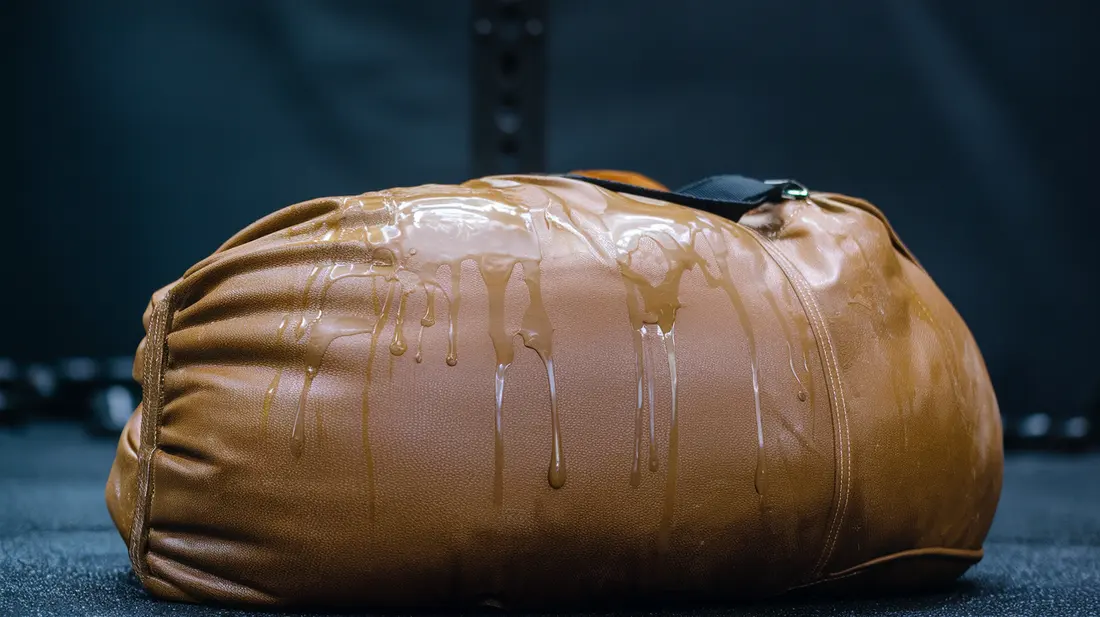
5,1 -> 1098,423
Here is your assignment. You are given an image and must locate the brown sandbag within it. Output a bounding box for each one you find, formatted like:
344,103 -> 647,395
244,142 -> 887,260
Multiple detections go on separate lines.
106,173 -> 1002,608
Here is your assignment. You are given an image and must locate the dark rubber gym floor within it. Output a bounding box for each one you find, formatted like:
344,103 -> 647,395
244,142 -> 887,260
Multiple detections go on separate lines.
2,424 -> 1097,617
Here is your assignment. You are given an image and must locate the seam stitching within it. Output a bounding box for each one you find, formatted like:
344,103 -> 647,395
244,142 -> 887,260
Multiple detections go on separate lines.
127,290 -> 173,582
789,547 -> 983,591
769,200 -> 853,575
788,247 -> 851,576
756,228 -> 852,577
738,221 -> 851,581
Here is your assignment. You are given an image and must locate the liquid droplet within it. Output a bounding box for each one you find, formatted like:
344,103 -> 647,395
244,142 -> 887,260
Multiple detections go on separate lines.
479,256 -> 517,506
446,264 -> 462,367
389,291 -> 410,356
414,324 -> 425,364
787,341 -> 808,402
421,286 -> 437,327
755,451 -> 768,496
517,261 -> 563,490
294,265 -> 327,340
291,410 -> 305,459
361,283 -> 397,520
261,367 -> 283,432
542,353 -> 565,489
795,314 -> 816,436
291,368 -> 314,459
493,363 -> 508,506
543,356 -> 567,490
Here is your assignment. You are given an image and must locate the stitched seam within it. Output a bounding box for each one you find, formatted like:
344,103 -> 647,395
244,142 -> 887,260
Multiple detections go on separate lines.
789,547 -> 983,590
780,245 -> 851,576
810,274 -> 850,575
751,225 -> 852,576
737,223 -> 851,580
128,290 -> 174,582
128,300 -> 158,577
769,199 -> 854,575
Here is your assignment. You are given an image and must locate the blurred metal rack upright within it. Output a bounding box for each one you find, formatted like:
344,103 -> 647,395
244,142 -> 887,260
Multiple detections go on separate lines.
471,0 -> 547,177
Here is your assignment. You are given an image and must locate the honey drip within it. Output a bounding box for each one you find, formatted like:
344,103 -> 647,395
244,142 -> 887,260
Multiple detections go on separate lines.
415,282 -> 437,364
389,290 -> 410,356
542,354 -> 565,489
707,234 -> 767,497
261,367 -> 281,432
629,325 -> 645,488
291,315 -> 373,458
479,257 -> 517,504
626,280 -> 660,486
518,260 -> 564,489
422,285 -> 437,327
446,265 -> 461,366
657,325 -> 679,553
360,282 -> 396,518
795,315 -> 816,435
643,326 -> 659,473
263,263 -> 330,428
755,254 -> 811,405
548,183 -> 770,499
259,179 -> 803,519
493,363 -> 508,506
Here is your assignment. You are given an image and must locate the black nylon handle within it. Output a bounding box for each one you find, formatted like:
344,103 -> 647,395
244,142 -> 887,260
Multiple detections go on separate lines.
565,173 -> 806,218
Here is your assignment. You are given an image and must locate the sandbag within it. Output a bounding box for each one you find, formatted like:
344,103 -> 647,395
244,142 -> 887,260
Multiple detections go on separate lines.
106,172 -> 1002,608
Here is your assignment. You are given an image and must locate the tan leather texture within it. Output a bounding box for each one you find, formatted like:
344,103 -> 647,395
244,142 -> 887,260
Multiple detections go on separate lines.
105,174 -> 1003,608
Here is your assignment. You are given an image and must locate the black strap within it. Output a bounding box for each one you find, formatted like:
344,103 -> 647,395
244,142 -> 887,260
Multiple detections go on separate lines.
564,173 -> 806,218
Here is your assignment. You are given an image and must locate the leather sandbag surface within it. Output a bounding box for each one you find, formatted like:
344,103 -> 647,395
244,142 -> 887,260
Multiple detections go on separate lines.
106,174 -> 1002,608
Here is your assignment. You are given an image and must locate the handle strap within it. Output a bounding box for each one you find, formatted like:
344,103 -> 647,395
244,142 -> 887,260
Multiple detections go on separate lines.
565,173 -> 807,218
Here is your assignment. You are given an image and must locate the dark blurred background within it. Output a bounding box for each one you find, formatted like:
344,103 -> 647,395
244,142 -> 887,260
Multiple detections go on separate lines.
3,1 -> 1099,439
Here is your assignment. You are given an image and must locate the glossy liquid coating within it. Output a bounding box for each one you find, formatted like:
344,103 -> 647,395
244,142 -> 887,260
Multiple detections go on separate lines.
493,363 -> 508,506
263,179 -> 803,519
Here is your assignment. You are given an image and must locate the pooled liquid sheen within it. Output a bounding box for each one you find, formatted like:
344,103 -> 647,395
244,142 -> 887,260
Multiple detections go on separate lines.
262,177 -> 805,539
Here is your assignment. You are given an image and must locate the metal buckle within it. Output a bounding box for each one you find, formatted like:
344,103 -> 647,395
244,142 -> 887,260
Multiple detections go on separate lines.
764,179 -> 809,200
